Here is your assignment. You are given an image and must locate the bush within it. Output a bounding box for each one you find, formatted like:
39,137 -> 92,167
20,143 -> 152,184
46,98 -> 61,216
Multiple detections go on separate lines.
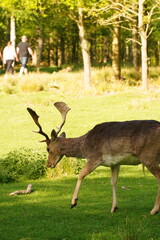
19,75 -> 48,92
2,77 -> 18,94
0,148 -> 86,183
0,148 -> 47,183
49,156 -> 86,178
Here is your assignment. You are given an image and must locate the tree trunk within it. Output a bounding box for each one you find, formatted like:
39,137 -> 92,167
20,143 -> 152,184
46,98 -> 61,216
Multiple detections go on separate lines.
90,37 -> 97,64
132,17 -> 139,71
77,7 -> 91,90
155,41 -> 159,66
60,36 -> 65,65
132,30 -> 139,72
10,15 -> 16,47
9,184 -> 32,196
32,50 -> 37,65
36,37 -> 44,71
48,36 -> 54,66
71,36 -> 79,63
57,36 -> 65,67
140,36 -> 148,88
58,47 -> 62,67
112,21 -> 121,80
138,0 -> 148,89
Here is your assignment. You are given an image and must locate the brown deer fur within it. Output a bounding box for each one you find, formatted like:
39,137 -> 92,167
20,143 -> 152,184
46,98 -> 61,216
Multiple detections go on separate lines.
27,103 -> 160,215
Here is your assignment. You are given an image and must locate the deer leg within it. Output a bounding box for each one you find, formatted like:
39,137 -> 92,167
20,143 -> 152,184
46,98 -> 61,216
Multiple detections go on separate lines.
145,163 -> 160,215
151,184 -> 160,215
110,165 -> 120,213
71,161 -> 98,208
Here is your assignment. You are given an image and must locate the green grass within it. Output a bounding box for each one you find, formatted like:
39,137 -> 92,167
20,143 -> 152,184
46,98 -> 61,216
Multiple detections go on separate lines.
1,67 -> 160,239
0,89 -> 160,156
0,167 -> 160,240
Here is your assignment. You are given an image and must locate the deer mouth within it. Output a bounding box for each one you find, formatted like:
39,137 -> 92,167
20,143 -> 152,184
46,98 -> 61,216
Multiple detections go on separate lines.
47,155 -> 63,168
47,162 -> 56,168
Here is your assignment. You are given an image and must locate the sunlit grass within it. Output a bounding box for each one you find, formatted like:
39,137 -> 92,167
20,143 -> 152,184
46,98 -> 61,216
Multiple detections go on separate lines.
0,66 -> 160,96
0,86 -> 160,156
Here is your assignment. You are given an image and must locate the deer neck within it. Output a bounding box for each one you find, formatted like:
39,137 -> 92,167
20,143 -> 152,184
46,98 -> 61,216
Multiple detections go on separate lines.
59,136 -> 85,158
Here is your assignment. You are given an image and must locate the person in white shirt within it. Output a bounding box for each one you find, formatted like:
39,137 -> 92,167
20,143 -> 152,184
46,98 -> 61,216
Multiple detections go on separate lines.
3,41 -> 18,77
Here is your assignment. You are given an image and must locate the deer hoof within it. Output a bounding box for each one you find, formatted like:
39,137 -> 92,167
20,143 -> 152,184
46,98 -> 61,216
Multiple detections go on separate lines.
71,198 -> 78,209
111,206 -> 119,213
150,209 -> 159,215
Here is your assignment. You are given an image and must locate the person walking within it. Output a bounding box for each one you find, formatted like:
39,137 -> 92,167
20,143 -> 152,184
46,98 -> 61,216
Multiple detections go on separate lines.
3,41 -> 18,77
16,36 -> 33,76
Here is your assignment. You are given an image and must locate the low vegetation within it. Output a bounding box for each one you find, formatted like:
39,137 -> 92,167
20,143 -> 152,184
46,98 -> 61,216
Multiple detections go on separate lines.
0,148 -> 86,183
0,66 -> 160,96
0,148 -> 47,182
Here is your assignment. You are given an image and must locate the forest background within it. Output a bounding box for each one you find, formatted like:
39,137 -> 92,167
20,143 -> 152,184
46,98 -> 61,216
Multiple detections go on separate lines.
0,0 -> 160,90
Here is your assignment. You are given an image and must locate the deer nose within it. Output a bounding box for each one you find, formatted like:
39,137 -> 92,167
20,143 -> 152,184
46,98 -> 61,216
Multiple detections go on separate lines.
47,162 -> 55,168
47,162 -> 52,168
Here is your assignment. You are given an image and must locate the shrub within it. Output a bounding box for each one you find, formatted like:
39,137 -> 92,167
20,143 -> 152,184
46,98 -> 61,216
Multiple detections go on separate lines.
2,77 -> 18,94
0,148 -> 47,183
0,148 -> 86,183
49,156 -> 86,178
19,76 -> 48,92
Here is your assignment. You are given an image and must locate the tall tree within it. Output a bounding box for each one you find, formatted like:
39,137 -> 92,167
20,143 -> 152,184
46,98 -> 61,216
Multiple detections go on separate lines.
10,15 -> 16,47
0,0 -> 21,45
126,0 -> 160,88
89,0 -> 122,80
94,0 -> 160,88
112,1 -> 121,80
77,7 -> 91,89
138,0 -> 148,88
54,0 -> 96,89
131,3 -> 140,72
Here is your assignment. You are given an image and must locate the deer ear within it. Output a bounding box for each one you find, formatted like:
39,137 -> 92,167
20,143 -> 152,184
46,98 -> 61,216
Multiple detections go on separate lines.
59,132 -> 66,138
51,129 -> 57,141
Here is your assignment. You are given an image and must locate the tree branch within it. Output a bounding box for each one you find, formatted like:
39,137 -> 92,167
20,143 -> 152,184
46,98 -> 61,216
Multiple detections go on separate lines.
9,184 -> 33,196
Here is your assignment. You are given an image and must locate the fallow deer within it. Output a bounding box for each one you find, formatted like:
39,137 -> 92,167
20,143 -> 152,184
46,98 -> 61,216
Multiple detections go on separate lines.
27,102 -> 160,215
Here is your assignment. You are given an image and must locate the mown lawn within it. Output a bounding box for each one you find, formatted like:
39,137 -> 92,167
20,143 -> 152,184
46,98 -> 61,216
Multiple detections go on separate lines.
1,167 -> 160,240
1,88 -> 160,156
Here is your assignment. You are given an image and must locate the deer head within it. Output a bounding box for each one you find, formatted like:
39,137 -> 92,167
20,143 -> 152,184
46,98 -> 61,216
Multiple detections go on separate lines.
27,102 -> 71,167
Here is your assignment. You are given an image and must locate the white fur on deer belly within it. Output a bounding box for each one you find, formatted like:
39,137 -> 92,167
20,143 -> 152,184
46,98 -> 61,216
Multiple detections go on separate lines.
102,154 -> 140,167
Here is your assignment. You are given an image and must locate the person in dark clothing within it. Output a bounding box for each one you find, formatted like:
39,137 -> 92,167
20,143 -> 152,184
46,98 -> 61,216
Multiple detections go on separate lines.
16,36 -> 33,76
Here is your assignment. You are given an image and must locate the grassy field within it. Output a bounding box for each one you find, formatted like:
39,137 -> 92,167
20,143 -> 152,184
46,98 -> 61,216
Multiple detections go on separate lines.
1,168 -> 160,240
0,67 -> 160,239
1,87 -> 160,156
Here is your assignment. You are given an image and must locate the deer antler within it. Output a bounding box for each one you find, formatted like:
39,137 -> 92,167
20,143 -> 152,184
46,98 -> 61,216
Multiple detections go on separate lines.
54,102 -> 71,134
27,108 -> 49,140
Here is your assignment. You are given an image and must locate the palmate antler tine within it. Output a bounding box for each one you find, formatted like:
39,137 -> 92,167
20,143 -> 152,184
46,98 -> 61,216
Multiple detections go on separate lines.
54,102 -> 71,134
27,108 -> 49,140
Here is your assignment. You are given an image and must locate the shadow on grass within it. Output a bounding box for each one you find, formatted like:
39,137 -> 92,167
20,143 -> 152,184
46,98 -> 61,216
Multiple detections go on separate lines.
0,174 -> 160,240
8,65 -> 60,74
12,64 -> 83,74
